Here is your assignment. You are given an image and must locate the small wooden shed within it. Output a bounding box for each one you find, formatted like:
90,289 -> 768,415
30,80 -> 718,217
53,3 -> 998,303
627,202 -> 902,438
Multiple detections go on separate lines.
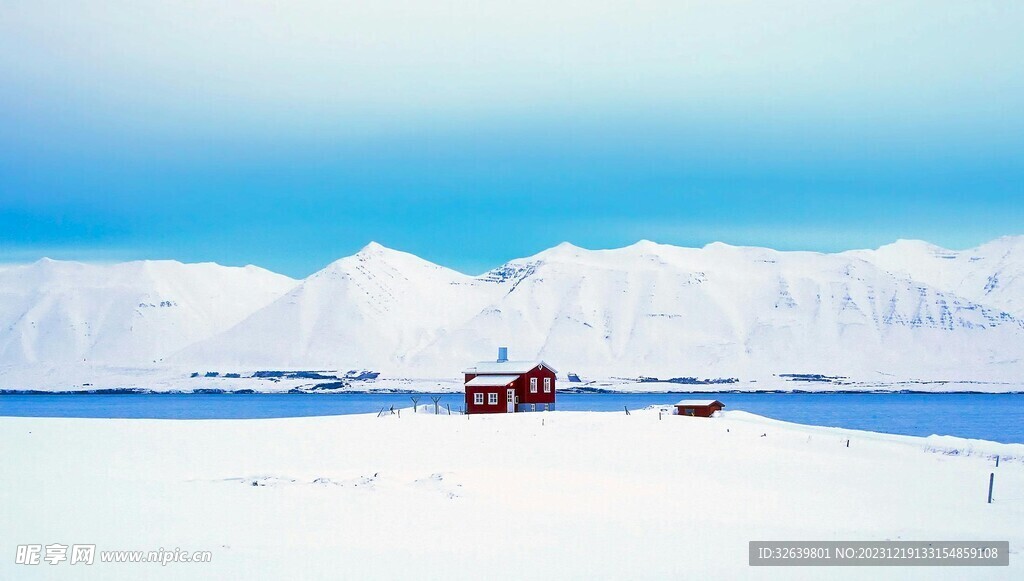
673,399 -> 724,417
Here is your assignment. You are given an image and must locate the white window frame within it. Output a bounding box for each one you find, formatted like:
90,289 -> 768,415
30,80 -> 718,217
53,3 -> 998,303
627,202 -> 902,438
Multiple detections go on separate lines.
474,392 -> 483,405
488,392 -> 498,405
543,377 -> 551,393
530,377 -> 538,393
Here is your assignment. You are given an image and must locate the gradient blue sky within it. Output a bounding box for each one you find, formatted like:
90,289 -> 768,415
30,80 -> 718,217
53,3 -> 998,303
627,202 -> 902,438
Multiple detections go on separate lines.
2,1 -> 1022,277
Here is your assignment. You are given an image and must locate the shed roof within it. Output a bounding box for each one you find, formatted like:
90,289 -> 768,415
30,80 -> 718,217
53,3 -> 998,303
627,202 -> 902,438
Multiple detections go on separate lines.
674,399 -> 724,407
462,360 -> 558,374
465,374 -> 521,387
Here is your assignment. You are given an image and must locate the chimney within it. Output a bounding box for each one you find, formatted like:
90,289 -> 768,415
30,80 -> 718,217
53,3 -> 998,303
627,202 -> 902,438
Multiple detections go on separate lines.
497,347 -> 508,363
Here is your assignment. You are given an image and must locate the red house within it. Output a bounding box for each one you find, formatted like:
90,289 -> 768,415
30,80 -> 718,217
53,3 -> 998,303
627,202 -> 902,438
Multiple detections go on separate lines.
673,399 -> 725,417
464,348 -> 556,414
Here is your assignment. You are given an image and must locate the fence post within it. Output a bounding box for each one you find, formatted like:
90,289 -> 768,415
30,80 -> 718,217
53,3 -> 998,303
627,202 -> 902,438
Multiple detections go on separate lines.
988,473 -> 995,504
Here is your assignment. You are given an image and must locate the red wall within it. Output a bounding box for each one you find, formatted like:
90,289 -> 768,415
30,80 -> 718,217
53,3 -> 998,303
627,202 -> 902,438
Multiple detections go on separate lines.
515,365 -> 556,406
674,403 -> 723,417
464,386 -> 512,414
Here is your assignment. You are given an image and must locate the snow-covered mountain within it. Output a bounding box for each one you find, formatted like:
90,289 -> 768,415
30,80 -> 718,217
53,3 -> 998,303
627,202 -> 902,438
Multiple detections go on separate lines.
0,259 -> 297,366
399,241 -> 1023,379
847,236 -> 1024,317
2,238 -> 1023,384
174,239 -> 1024,381
174,242 -> 507,369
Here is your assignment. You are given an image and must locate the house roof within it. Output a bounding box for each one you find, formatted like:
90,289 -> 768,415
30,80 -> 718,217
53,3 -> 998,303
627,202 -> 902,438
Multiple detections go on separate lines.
465,374 -> 521,387
462,360 -> 558,374
674,399 -> 724,407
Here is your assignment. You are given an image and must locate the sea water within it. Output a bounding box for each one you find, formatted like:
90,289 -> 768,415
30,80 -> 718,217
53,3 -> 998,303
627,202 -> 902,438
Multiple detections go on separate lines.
2,392 -> 1022,444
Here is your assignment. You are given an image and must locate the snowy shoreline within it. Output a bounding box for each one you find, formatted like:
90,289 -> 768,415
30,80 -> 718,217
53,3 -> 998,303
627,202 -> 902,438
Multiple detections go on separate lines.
4,387 -> 1024,395
3,367 -> 1023,395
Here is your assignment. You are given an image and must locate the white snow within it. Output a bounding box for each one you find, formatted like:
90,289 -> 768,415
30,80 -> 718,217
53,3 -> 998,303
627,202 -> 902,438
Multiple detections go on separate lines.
464,374 -> 520,387
848,236 -> 1024,317
172,242 -> 508,371
2,237 -> 1024,391
1,410 -> 1021,579
0,258 -> 297,367
674,399 -> 722,407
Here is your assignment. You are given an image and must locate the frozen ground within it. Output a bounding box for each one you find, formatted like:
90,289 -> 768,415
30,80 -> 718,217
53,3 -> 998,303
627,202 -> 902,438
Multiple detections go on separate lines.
1,409 -> 1021,579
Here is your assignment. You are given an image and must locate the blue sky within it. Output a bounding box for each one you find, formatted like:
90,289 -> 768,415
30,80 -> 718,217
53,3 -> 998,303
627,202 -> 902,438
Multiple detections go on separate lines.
1,1 -> 1022,277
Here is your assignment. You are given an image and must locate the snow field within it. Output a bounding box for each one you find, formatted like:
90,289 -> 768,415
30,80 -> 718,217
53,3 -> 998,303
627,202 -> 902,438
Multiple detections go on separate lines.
2,409 -> 1021,579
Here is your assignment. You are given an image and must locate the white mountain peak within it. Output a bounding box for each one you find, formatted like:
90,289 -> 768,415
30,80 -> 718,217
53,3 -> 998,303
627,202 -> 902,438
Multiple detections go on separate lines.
356,240 -> 389,255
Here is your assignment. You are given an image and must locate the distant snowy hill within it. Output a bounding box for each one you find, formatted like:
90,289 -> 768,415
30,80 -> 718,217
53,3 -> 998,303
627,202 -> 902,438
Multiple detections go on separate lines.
0,259 -> 297,366
174,242 -> 507,370
172,239 -> 1024,381
848,236 -> 1024,317
399,241 -> 1024,379
2,239 -> 1023,385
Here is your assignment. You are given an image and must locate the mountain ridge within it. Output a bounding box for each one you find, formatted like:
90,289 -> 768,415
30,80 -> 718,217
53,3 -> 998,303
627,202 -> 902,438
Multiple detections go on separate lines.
174,237 -> 1024,380
2,237 -> 1022,382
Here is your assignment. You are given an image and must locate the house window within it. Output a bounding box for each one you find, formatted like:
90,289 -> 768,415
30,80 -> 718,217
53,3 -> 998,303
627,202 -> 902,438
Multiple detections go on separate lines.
474,393 -> 483,405
531,403 -> 536,411
684,408 -> 695,415
530,378 -> 538,393
543,378 -> 551,393
488,392 -> 498,405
